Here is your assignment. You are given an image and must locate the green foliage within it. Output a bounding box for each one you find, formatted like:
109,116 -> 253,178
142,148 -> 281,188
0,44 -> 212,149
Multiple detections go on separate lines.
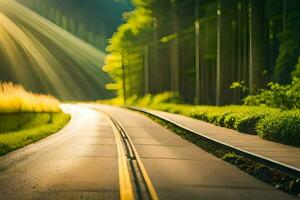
103,2 -> 154,96
151,92 -> 182,105
0,112 -> 70,156
0,113 -> 52,133
222,152 -> 238,161
102,0 -> 300,102
291,57 -> 300,78
268,0 -> 300,84
136,94 -> 153,107
134,92 -> 182,107
146,102 -> 300,146
138,94 -> 300,146
244,78 -> 300,109
148,104 -> 279,135
98,91 -> 182,106
257,110 -> 300,146
230,81 -> 248,93
97,96 -> 124,106
103,0 -> 190,97
274,32 -> 300,84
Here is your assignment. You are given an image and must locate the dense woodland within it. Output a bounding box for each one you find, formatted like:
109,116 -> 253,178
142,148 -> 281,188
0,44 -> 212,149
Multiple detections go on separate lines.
104,0 -> 300,105
18,0 -> 132,50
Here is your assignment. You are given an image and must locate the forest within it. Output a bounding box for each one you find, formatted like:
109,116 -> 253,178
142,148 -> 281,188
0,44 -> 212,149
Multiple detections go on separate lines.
1,1 -> 300,198
104,0 -> 300,105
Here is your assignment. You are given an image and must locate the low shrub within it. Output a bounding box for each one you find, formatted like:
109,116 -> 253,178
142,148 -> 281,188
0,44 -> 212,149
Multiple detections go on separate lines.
151,92 -> 182,105
136,94 -> 153,107
133,92 -> 182,107
244,78 -> 300,110
149,104 -> 279,135
257,110 -> 300,147
233,110 -> 275,134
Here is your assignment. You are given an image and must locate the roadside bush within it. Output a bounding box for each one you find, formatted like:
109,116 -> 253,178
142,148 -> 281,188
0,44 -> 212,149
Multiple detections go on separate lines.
244,78 -> 300,109
233,110 -> 276,134
134,92 -> 182,107
149,104 -> 279,135
136,94 -> 153,107
257,110 -> 300,147
151,92 -> 182,105
149,103 -> 300,146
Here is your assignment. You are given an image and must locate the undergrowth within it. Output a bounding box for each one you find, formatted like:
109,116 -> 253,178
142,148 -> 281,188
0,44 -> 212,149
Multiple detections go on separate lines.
0,113 -> 70,156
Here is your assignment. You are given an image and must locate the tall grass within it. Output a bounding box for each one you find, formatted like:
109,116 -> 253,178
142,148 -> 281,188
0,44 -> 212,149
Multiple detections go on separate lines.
0,82 -> 61,113
0,82 -> 70,155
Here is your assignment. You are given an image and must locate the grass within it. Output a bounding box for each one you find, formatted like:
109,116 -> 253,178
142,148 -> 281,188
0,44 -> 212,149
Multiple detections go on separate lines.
0,113 -> 53,133
0,112 -> 70,156
0,82 -> 61,113
0,82 -> 70,155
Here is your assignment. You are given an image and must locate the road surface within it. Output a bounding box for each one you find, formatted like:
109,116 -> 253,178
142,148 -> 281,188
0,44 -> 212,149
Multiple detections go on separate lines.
0,104 -> 297,200
0,105 -> 119,200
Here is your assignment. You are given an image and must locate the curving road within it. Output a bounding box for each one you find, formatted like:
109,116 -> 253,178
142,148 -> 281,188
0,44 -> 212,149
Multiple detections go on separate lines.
0,104 -> 297,200
0,105 -> 119,200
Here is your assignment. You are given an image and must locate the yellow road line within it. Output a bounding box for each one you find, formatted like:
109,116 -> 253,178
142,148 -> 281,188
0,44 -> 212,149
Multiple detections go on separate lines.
124,128 -> 160,200
112,117 -> 160,200
109,119 -> 135,200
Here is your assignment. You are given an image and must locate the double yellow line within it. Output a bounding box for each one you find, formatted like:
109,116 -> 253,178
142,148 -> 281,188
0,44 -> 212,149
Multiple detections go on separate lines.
109,118 -> 159,200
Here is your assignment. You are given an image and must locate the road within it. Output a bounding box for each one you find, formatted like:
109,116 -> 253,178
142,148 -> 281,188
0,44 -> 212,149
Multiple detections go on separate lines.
0,104 -> 297,200
0,105 -> 119,200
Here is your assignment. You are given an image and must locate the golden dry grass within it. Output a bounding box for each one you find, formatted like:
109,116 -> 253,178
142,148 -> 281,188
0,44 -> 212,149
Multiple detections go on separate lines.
0,82 -> 61,113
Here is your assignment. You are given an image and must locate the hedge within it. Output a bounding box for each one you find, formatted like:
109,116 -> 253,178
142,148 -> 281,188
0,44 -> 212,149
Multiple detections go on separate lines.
257,110 -> 300,147
149,104 -> 279,135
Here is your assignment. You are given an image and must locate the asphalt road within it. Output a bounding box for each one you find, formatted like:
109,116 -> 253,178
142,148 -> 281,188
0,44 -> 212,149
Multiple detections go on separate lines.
91,105 -> 297,200
0,104 -> 297,200
0,105 -> 119,200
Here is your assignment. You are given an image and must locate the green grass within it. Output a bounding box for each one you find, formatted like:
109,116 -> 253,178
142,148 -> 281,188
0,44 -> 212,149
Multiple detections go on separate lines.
0,112 -> 70,156
142,103 -> 300,147
0,113 -> 54,133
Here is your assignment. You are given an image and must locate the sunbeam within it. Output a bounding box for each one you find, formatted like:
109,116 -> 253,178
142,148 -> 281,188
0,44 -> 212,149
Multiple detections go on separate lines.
0,0 -> 113,100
